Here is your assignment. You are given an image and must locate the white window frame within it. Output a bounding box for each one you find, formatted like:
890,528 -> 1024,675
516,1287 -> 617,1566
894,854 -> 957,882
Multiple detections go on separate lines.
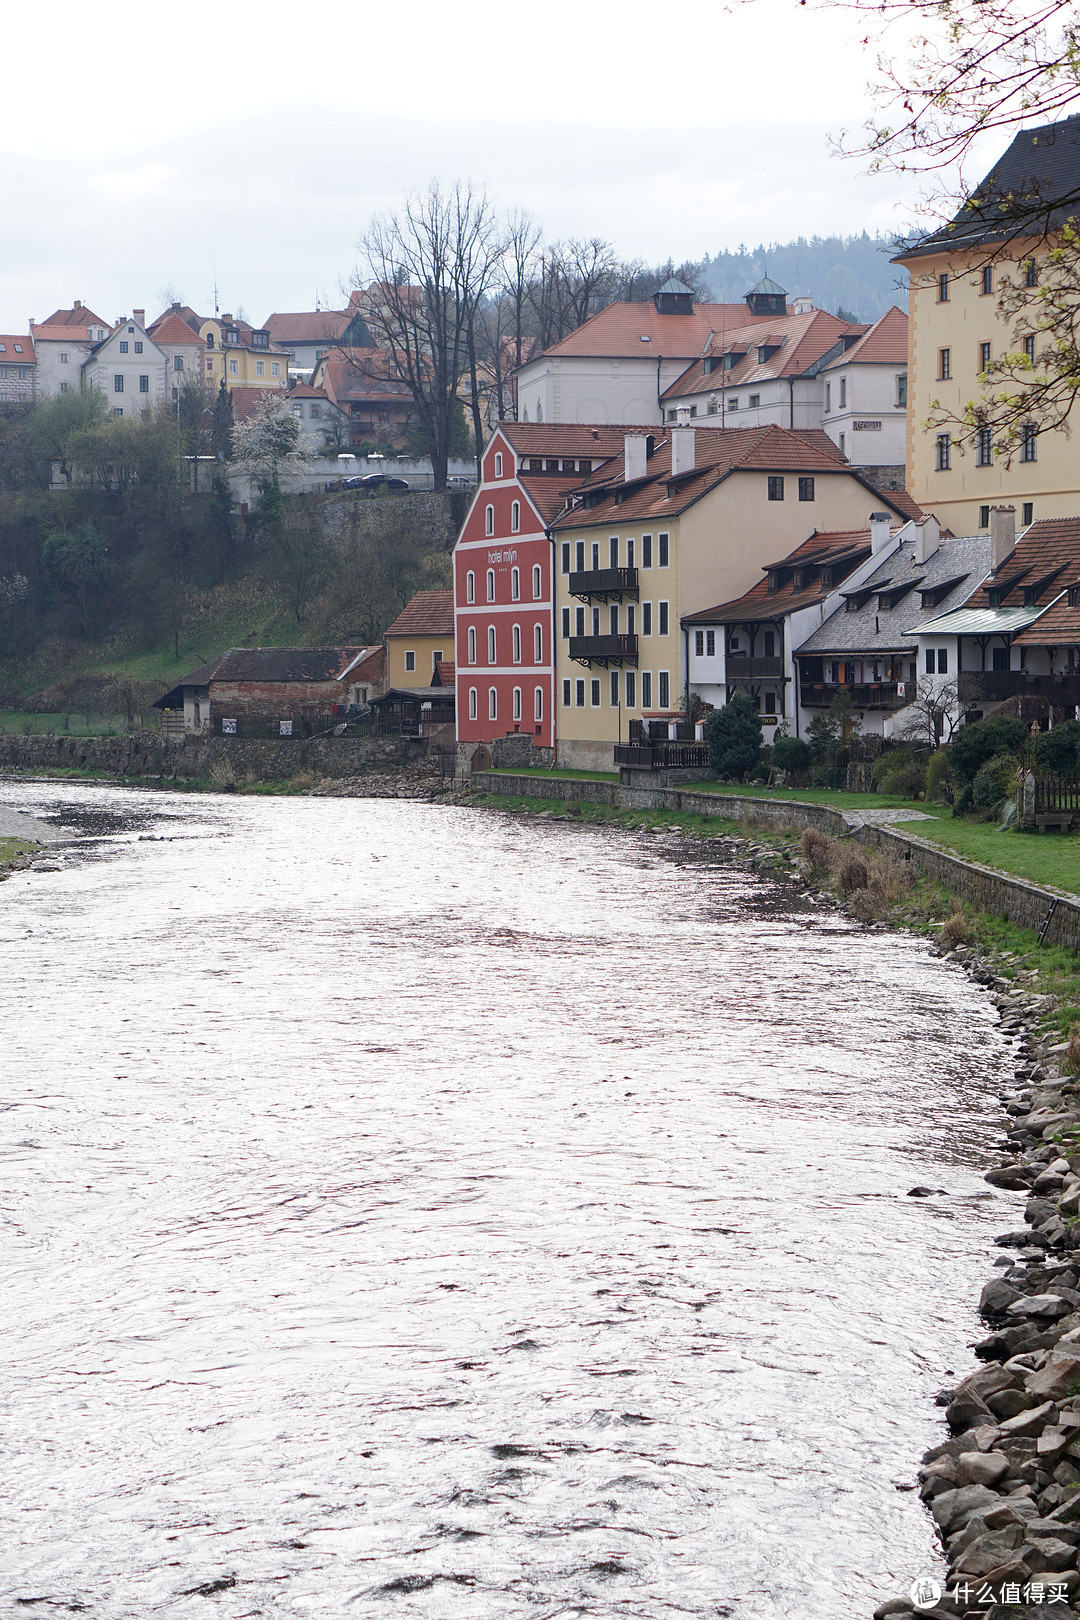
534,623 -> 542,662
513,686 -> 522,722
532,564 -> 542,599
469,687 -> 478,720
486,569 -> 495,602
534,686 -> 543,721
511,566 -> 520,601
488,687 -> 497,720
494,451 -> 503,477
511,501 -> 520,534
466,570 -> 475,603
487,625 -> 496,663
485,504 -> 494,536
512,624 -> 521,663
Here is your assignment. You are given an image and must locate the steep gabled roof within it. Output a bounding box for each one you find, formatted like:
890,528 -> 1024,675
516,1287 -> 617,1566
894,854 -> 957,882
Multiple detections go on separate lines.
38,303 -> 107,329
682,530 -> 878,624
531,299 -> 784,362
822,306 -> 908,369
897,116 -> 1080,260
149,305 -> 205,336
797,534 -> 994,655
149,313 -> 206,346
0,335 -> 34,359
264,310 -> 352,344
383,591 -> 454,638
663,309 -> 855,398
965,517 -> 1080,610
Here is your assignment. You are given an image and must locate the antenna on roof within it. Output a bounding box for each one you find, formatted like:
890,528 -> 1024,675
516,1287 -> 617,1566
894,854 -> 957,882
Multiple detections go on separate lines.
212,265 -> 219,317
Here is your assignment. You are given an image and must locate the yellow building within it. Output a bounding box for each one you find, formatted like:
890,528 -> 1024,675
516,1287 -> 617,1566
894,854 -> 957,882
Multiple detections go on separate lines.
383,591 -> 454,687
550,427 -> 916,769
199,314 -> 288,394
897,117 -> 1080,534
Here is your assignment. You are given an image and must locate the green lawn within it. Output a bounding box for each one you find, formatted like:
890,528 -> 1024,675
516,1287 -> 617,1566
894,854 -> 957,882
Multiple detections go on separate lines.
0,710 -> 131,736
690,780 -> 951,813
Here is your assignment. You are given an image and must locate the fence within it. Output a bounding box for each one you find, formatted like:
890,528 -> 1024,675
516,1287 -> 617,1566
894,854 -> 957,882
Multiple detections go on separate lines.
614,743 -> 709,770
1034,774 -> 1080,814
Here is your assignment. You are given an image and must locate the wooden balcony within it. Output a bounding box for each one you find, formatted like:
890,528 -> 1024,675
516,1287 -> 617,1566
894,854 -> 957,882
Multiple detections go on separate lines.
569,633 -> 638,667
726,657 -> 783,680
800,682 -> 907,711
959,671 -> 1080,704
569,567 -> 639,602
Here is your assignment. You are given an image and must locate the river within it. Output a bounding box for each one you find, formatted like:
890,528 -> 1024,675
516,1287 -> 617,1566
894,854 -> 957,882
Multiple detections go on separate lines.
0,781 -> 1016,1618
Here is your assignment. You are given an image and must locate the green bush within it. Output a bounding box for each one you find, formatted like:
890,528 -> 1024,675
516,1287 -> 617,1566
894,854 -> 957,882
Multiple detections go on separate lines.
872,751 -> 927,798
1032,719 -> 1080,776
949,715 -> 1028,784
705,695 -> 763,779
925,750 -> 956,805
970,753 -> 1020,816
771,734 -> 812,773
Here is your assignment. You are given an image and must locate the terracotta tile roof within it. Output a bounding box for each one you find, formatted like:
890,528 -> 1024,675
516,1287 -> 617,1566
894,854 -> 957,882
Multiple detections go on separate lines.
499,422 -> 653,460
534,299 -> 785,360
32,323 -> 96,344
431,660 -> 455,686
38,304 -> 107,329
552,425 -> 876,531
881,489 -> 924,522
287,382 -> 331,400
663,309 -> 855,398
519,474 -> 593,525
0,335 -> 34,359
154,646 -> 371,704
229,386 -> 283,421
383,591 -> 454,639
682,530 -> 879,623
317,349 -> 414,406
964,518 -> 1080,615
149,313 -> 206,346
822,306 -> 908,370
148,305 -> 205,336
264,311 -> 352,344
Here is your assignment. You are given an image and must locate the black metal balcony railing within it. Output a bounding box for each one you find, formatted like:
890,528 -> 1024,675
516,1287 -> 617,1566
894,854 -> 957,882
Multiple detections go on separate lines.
725,657 -> 783,680
799,682 -> 907,711
614,743 -> 709,770
569,633 -> 638,666
569,567 -> 639,602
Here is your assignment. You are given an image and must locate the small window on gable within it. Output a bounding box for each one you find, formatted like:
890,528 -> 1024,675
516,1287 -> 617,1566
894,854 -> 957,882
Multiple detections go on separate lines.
511,501 -> 520,534
494,452 -> 503,477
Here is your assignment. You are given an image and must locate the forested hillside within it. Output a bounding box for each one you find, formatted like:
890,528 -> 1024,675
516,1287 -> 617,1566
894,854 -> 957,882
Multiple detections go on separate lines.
701,234 -> 907,322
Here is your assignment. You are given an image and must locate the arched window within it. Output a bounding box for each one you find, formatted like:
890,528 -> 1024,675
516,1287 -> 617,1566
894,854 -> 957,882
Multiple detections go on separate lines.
488,687 -> 497,720
468,687 -> 477,720
532,564 -> 542,599
534,623 -> 542,662
511,501 -> 520,534
467,626 -> 476,664
486,569 -> 495,602
512,624 -> 521,663
494,452 -> 503,477
511,567 -> 520,601
466,570 -> 475,604
487,625 -> 496,663
534,686 -> 543,721
485,504 -> 494,536
513,687 -> 522,721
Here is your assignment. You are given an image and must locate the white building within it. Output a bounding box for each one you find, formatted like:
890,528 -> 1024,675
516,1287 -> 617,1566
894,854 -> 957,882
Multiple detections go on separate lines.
513,278 -> 799,427
0,333 -> 35,404
31,301 -> 110,398
147,311 -> 208,402
82,314 -> 167,414
820,307 -> 908,484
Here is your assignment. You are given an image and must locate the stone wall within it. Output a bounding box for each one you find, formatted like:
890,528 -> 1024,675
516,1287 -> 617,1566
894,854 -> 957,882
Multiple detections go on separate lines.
474,773 -> 1080,951
0,731 -> 419,781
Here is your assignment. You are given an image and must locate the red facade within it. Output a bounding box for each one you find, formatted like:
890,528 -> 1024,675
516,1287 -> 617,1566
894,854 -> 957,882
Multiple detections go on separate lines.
454,430 -> 555,750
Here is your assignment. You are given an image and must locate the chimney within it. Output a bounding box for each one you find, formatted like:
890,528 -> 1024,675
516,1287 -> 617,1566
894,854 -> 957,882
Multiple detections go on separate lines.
171,301 -> 181,312
990,504 -> 1017,571
74,299 -> 82,309
670,426 -> 696,476
624,433 -> 648,482
869,511 -> 892,552
791,296 -> 814,315
914,514 -> 940,565
133,308 -> 145,328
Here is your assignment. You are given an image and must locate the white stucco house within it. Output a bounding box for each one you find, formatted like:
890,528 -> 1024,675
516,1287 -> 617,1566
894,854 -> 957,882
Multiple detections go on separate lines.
31,302 -> 110,398
820,307 -> 908,484
82,313 -> 168,414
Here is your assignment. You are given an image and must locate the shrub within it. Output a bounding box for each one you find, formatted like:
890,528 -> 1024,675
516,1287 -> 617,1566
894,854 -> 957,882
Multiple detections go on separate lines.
834,851 -> 869,892
772,734 -> 812,773
704,694 -> 763,779
970,753 -> 1020,816
873,753 -> 927,798
1068,1028 -> 1080,1078
942,911 -> 968,946
1032,720 -> 1080,776
801,827 -> 832,872
950,715 -> 1028,784
925,750 -> 956,805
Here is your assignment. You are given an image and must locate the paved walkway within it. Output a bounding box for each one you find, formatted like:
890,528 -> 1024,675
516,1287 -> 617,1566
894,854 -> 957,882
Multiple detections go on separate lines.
841,806 -> 937,828
0,807 -> 69,844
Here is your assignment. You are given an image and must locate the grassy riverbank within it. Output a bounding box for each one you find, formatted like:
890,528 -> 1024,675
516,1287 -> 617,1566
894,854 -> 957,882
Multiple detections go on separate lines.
0,837 -> 35,872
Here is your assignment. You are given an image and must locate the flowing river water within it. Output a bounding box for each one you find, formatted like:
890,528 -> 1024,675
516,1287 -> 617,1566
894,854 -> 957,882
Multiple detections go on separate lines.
0,781 -> 1020,1619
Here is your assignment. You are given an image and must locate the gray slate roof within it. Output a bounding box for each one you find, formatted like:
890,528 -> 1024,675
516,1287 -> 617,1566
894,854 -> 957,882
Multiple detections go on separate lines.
795,533 -> 994,657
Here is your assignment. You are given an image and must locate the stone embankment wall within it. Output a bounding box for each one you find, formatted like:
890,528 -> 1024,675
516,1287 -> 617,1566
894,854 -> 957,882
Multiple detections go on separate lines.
474,772 -> 1080,953
0,732 -> 418,781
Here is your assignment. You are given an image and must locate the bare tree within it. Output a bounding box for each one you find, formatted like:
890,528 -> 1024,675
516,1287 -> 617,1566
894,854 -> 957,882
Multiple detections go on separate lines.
353,182 -> 503,487
528,238 -> 621,348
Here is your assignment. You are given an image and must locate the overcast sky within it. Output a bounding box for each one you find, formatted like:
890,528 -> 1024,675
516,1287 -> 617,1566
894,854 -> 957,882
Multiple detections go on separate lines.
2,0 -> 973,328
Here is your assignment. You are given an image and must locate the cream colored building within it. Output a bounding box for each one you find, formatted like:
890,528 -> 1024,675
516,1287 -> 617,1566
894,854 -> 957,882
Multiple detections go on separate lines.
550,426 -> 918,769
897,116 -> 1080,534
383,591 -> 454,688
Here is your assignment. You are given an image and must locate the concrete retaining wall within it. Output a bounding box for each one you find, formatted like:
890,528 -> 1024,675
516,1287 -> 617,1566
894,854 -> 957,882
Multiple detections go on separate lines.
0,732 -> 418,781
474,772 -> 1080,953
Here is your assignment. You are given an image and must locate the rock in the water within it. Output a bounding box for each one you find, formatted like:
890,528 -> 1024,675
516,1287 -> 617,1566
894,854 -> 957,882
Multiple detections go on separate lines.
908,1186 -> 934,1197
980,1278 -> 1024,1315
946,1387 -> 997,1431
1006,1293 -> 1073,1319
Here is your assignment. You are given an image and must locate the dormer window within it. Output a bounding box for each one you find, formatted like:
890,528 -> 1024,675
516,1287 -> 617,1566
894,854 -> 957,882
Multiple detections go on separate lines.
206,332 -> 214,348
767,571 -> 780,592
988,588 -> 1003,608
1023,586 -> 1038,606
1069,588 -> 1079,608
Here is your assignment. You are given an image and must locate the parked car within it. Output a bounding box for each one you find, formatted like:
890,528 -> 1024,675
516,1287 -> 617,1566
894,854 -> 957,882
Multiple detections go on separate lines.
359,472 -> 409,492
446,474 -> 476,488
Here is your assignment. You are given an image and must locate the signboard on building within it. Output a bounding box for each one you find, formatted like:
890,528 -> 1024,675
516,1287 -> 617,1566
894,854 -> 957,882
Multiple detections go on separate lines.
853,420 -> 882,431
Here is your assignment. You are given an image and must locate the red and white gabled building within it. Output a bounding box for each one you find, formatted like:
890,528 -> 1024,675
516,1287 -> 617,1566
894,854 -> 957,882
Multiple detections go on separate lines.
454,424 -> 640,754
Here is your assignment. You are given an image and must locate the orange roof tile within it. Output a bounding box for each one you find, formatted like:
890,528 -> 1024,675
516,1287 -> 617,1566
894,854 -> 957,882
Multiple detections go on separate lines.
383,591 -> 454,638
663,309 -> 855,398
500,422 -> 652,460
38,304 -> 107,329
0,335 -> 34,358
264,311 -> 352,344
682,529 -> 881,623
535,300 -> 784,360
984,518 -> 1080,640
149,313 -> 206,346
822,306 -> 908,369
